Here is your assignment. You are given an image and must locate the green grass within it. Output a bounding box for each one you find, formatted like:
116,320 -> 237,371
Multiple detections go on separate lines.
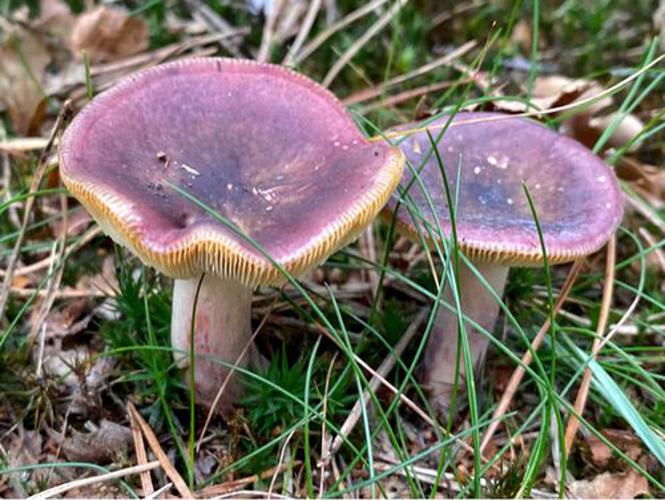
0,0 -> 664,497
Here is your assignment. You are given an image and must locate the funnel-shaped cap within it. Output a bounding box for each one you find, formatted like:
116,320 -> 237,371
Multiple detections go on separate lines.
60,58 -> 404,285
387,112 -> 623,265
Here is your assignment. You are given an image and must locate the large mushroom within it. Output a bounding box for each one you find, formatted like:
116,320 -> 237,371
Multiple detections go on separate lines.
386,112 -> 623,415
59,57 -> 404,412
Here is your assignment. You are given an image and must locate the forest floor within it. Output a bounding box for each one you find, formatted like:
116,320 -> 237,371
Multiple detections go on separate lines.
0,0 -> 663,497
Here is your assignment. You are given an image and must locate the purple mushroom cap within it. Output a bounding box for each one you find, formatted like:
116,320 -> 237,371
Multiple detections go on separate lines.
60,58 -> 404,285
386,112 -> 623,265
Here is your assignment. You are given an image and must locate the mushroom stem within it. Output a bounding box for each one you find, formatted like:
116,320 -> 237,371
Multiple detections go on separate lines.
423,261 -> 509,416
171,274 -> 253,414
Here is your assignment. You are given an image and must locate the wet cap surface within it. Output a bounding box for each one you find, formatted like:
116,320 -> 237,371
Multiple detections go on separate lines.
387,112 -> 623,265
60,58 -> 404,285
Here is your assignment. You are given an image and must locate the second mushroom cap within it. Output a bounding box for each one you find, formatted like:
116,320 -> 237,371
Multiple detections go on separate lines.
388,111 -> 623,264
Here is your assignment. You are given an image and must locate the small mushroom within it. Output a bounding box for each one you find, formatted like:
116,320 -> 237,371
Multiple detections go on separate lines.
60,58 -> 404,413
386,112 -> 623,415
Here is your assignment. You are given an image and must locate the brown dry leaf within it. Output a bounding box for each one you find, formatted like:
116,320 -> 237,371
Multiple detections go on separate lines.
47,419 -> 132,463
70,6 -> 149,63
583,434 -> 613,468
584,429 -> 646,468
40,344 -> 90,387
588,112 -> 645,151
602,429 -> 644,461
0,26 -> 50,134
51,209 -> 93,239
486,75 -> 599,114
569,470 -> 649,498
78,254 -> 119,297
34,0 -> 76,41
553,83 -> 643,151
535,76 -> 611,113
616,157 -> 665,202
42,297 -> 91,339
7,427 -> 45,497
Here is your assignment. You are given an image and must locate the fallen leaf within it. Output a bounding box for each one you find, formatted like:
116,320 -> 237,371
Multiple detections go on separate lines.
42,297 -> 91,339
78,255 -> 119,297
569,470 -> 649,498
602,429 -> 644,461
40,344 -> 90,388
583,433 -> 613,468
616,157 -> 665,203
0,26 -> 50,134
51,209 -> 93,239
7,427 -> 44,497
47,419 -> 132,463
34,0 -> 76,41
534,76 -> 610,113
70,6 -> 149,63
588,112 -> 645,151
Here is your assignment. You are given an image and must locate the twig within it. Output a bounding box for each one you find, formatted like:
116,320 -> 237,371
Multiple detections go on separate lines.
9,287 -> 106,299
26,461 -> 160,500
128,403 -> 154,496
354,79 -> 464,113
283,0 -> 322,66
257,0 -> 283,63
34,243 -> 57,379
322,0 -> 408,87
318,352 -> 338,498
183,0 -> 244,58
0,226 -> 102,278
0,101 -> 71,322
373,460 -> 486,493
0,124 -> 21,229
27,190 -> 69,344
0,137 -> 49,153
431,1 -> 485,28
342,41 -> 476,105
144,482 -> 172,499
91,31 -> 247,78
268,428 -> 296,496
312,322 -> 496,467
638,227 -> 665,273
294,0 -> 390,65
384,54 -> 665,140
196,462 -> 300,497
479,259 -> 584,453
563,238 -> 615,455
323,309 -> 427,461
127,403 -> 193,498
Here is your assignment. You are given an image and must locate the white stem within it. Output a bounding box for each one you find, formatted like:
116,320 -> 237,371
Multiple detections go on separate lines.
171,275 -> 253,413
423,261 -> 509,415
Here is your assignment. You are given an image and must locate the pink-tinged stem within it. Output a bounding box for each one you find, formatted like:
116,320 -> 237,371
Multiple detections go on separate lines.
171,275 -> 253,414
423,261 -> 509,416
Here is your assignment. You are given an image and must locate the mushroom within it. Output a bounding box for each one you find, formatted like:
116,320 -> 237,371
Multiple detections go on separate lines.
386,112 -> 623,415
59,58 -> 404,412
